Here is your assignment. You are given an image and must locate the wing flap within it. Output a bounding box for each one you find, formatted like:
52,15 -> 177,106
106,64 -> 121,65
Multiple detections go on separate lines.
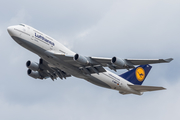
128,84 -> 166,92
80,65 -> 106,74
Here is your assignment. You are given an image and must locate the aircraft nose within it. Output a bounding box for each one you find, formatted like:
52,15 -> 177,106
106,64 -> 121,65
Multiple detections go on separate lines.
7,26 -> 14,36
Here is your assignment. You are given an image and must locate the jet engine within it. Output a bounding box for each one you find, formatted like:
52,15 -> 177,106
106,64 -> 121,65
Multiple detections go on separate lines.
27,69 -> 42,79
73,54 -> 89,65
111,57 -> 126,67
26,60 -> 39,71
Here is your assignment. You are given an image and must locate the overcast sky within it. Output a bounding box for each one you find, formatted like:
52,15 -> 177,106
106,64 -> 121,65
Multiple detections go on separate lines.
1,0 -> 180,120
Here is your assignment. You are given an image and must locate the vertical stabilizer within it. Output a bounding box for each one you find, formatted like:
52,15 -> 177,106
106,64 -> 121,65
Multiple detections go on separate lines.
119,64 -> 152,85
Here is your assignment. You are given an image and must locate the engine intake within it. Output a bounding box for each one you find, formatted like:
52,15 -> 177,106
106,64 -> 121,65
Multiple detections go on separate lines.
73,54 -> 89,65
111,57 -> 126,67
26,60 -> 39,71
27,69 -> 42,79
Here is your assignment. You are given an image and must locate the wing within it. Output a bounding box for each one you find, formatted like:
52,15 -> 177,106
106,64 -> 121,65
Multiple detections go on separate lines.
51,53 -> 107,74
47,50 -> 172,73
91,57 -> 173,66
91,57 -> 173,70
38,58 -> 71,80
128,84 -> 166,92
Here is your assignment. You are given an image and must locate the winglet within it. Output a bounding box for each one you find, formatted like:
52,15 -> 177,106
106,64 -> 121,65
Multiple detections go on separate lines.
163,58 -> 173,63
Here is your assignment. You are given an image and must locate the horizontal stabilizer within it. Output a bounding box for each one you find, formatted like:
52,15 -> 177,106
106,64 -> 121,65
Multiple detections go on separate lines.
128,84 -> 166,92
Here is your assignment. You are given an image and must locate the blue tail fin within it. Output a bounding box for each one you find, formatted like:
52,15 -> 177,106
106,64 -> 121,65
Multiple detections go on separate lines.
119,64 -> 152,85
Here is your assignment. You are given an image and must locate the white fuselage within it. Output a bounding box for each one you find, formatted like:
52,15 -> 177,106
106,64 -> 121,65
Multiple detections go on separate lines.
7,24 -> 141,95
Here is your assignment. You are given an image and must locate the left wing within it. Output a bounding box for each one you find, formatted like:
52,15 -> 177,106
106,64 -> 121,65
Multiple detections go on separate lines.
39,58 -> 71,80
27,58 -> 71,80
128,84 -> 166,92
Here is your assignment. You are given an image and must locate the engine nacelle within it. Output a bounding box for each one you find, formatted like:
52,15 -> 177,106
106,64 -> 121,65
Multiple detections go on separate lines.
27,69 -> 42,79
73,54 -> 89,65
26,60 -> 39,71
111,57 -> 126,67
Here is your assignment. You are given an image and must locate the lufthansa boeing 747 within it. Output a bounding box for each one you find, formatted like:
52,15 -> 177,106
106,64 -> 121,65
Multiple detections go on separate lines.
7,23 -> 173,95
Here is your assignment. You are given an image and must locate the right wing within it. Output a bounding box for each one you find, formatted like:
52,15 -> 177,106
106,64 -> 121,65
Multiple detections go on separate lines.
91,57 -> 173,70
46,50 -> 173,73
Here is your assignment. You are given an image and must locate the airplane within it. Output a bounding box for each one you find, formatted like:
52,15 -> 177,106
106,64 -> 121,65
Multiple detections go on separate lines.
7,23 -> 173,95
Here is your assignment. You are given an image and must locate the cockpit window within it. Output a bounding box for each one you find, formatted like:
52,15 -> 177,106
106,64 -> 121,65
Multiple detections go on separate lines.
19,24 -> 25,27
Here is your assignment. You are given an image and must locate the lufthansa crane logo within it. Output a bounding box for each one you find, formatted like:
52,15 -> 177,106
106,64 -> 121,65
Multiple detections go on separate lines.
135,67 -> 145,82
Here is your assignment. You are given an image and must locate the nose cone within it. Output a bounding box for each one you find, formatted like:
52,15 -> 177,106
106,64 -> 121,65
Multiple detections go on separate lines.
7,26 -> 14,36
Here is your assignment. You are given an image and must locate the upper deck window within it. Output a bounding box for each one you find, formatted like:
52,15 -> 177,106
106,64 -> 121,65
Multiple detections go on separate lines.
19,24 -> 25,27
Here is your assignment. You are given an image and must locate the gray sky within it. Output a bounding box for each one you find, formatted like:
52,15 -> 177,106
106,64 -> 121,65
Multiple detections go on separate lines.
1,0 -> 180,120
